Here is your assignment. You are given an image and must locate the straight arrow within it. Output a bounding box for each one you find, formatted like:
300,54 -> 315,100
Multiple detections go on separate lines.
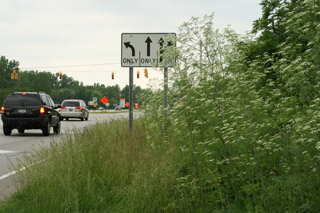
158,38 -> 164,62
145,37 -> 152,56
158,38 -> 164,48
124,42 -> 135,56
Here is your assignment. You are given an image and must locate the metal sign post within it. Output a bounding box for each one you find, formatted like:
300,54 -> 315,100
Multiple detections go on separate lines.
121,33 -> 176,135
164,67 -> 168,108
164,67 -> 168,136
129,67 -> 134,135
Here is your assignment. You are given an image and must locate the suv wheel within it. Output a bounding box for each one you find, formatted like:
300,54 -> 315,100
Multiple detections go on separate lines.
3,125 -> 12,136
18,129 -> 25,134
42,121 -> 51,136
53,121 -> 61,134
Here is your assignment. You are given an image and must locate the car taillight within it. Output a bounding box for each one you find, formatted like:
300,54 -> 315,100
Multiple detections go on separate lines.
1,106 -> 4,115
61,106 -> 66,109
76,106 -> 82,110
40,107 -> 45,115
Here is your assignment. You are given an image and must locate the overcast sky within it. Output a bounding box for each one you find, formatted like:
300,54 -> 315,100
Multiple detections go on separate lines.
0,0 -> 262,89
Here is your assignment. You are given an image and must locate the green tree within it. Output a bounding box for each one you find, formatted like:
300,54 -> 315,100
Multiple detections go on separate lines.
0,57 -> 152,109
121,85 -> 143,101
0,56 -> 20,104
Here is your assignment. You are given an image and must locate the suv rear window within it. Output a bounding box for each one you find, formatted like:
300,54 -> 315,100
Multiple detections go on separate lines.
5,94 -> 41,106
62,101 -> 80,107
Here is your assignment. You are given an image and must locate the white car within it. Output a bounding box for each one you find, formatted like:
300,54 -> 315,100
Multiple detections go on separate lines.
60,99 -> 89,121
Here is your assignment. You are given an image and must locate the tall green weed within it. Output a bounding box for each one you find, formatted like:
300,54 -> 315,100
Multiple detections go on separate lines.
143,10 -> 320,212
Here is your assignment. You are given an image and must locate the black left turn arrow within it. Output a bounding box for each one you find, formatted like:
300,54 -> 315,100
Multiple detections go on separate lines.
124,42 -> 135,56
145,37 -> 152,56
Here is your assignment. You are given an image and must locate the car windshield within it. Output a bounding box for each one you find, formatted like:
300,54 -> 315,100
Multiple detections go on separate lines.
5,94 -> 41,106
62,101 -> 80,107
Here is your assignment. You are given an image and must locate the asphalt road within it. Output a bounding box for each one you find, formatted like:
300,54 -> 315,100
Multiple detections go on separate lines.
0,112 -> 136,201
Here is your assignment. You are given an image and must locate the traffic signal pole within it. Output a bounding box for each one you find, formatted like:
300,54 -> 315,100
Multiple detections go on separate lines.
129,67 -> 134,135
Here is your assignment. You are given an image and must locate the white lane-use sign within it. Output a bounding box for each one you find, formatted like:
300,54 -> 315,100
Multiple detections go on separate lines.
121,33 -> 176,67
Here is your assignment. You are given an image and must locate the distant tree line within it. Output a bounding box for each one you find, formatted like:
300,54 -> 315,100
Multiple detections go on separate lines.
0,56 -> 151,108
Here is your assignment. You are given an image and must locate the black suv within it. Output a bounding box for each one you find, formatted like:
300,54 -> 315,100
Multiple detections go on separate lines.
1,92 -> 61,136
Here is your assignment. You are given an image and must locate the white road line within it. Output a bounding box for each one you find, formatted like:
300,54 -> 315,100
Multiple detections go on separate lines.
0,167 -> 25,181
0,159 -> 45,181
0,150 -> 15,154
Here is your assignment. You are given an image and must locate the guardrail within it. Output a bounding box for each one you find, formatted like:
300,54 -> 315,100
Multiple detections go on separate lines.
88,109 -> 130,113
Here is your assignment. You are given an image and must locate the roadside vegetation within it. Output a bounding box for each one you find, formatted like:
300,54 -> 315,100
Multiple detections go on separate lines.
0,119 -> 182,212
1,1 -> 320,212
142,1 -> 320,211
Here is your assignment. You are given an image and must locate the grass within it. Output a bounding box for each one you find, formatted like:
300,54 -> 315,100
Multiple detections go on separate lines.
1,110 -> 318,212
0,119 -> 181,212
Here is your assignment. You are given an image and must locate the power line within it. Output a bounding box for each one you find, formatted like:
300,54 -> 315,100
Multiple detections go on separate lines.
47,70 -> 128,73
6,53 -> 121,58
20,69 -> 162,73
20,62 -> 120,69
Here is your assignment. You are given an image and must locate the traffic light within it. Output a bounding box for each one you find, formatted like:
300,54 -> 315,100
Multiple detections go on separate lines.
137,71 -> 140,78
112,72 -> 114,79
11,70 -> 18,80
59,72 -> 62,79
144,68 -> 148,78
